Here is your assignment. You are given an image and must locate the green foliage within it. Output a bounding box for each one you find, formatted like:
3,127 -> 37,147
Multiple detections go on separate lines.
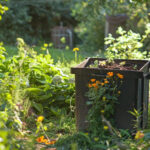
0,38 -> 75,117
72,0 -> 150,52
72,0 -> 105,52
85,74 -> 123,138
105,23 -> 150,62
0,0 -> 8,20
0,0 -> 75,44
129,108 -> 141,130
0,38 -> 75,148
56,132 -> 92,150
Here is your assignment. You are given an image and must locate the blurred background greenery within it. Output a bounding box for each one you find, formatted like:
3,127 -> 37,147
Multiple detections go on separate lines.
0,0 -> 150,54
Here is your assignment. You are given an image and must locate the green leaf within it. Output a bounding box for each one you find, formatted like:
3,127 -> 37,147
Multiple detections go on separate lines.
31,102 -> 43,113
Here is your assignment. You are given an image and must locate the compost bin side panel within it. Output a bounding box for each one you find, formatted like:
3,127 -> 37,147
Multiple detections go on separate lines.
114,78 -> 138,130
75,73 -> 89,131
142,76 -> 149,128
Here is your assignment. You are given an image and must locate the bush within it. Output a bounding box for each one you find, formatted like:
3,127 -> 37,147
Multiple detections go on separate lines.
0,38 -> 75,117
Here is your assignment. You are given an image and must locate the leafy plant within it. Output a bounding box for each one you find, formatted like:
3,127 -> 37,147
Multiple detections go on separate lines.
105,23 -> 150,62
85,73 -> 123,138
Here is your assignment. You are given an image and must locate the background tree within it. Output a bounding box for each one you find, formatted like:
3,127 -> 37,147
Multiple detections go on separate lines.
0,0 -> 77,44
71,0 -> 150,52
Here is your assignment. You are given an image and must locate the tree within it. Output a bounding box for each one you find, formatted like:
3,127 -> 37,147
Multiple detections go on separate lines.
0,0 -> 8,20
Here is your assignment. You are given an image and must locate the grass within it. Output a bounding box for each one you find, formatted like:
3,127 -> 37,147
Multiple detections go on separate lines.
5,45 -> 99,63
5,45 -> 101,75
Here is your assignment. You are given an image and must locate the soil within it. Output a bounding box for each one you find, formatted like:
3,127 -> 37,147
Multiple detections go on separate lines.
98,60 -> 142,71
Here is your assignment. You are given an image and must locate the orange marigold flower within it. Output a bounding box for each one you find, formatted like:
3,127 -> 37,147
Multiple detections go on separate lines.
37,116 -> 44,122
92,83 -> 97,87
104,80 -> 109,84
96,81 -> 101,84
88,84 -> 92,88
117,73 -> 124,79
36,136 -> 44,143
94,85 -> 98,89
135,131 -> 144,140
107,72 -> 114,77
91,79 -> 96,82
45,140 -> 57,145
101,83 -> 104,86
42,139 -> 48,143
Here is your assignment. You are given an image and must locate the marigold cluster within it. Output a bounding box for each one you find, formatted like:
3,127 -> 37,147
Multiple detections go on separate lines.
107,72 -> 114,77
36,136 -> 56,145
88,78 -> 109,89
88,79 -> 99,89
135,131 -> 144,140
117,73 -> 124,79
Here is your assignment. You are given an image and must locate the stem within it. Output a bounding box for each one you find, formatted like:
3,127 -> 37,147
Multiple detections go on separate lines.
41,123 -> 50,141
101,115 -> 121,137
75,51 -> 77,62
46,48 -> 49,55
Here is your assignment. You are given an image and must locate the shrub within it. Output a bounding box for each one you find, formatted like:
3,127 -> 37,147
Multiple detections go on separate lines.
0,38 -> 75,117
105,23 -> 150,61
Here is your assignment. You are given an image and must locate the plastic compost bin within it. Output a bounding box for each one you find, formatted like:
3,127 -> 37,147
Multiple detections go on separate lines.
71,58 -> 150,131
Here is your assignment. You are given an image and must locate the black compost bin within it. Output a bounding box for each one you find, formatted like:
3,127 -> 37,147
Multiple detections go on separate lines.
71,58 -> 150,131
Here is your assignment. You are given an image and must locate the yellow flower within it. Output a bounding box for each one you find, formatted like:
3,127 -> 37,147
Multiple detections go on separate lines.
135,131 -> 144,140
94,137 -> 99,142
107,72 -> 114,77
44,43 -> 48,47
101,110 -> 104,113
117,73 -> 124,79
104,126 -> 108,130
37,116 -> 44,122
73,47 -> 79,51
91,79 -> 96,82
85,132 -> 88,136
41,47 -> 46,51
118,91 -> 121,94
102,96 -> 106,101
